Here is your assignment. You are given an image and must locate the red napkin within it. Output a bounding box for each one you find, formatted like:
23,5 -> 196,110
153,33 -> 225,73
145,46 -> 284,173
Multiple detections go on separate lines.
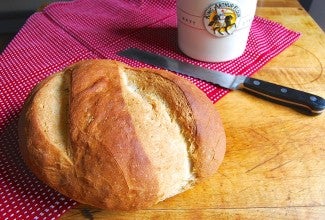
0,0 -> 300,219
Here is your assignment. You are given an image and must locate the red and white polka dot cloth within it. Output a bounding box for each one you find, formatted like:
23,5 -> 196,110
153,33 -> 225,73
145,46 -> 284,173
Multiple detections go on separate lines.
0,0 -> 300,219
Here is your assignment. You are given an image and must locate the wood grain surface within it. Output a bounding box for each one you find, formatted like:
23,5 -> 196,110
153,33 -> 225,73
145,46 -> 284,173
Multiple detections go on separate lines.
61,0 -> 325,219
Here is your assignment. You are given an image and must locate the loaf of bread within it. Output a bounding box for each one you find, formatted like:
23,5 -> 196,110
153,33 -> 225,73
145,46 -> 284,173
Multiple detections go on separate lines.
18,59 -> 226,210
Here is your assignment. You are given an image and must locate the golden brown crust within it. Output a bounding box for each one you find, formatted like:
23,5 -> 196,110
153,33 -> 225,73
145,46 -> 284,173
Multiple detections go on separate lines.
122,65 -> 226,178
18,59 -> 226,210
18,73 -> 71,173
68,60 -> 159,209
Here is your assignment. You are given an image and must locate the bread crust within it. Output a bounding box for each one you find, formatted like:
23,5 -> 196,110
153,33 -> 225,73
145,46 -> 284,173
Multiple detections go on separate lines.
18,59 -> 226,210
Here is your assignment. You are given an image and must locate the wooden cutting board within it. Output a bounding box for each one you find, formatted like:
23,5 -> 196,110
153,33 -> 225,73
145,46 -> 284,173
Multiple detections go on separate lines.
61,0 -> 325,219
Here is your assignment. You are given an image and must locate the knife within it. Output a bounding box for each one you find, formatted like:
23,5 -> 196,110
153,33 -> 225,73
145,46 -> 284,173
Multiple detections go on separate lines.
118,48 -> 325,115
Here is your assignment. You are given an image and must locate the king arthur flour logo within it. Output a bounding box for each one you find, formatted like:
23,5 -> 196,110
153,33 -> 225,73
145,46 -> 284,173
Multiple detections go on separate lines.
203,1 -> 241,37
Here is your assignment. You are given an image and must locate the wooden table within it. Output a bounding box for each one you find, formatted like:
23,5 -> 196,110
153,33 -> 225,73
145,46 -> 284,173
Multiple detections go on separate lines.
61,0 -> 325,219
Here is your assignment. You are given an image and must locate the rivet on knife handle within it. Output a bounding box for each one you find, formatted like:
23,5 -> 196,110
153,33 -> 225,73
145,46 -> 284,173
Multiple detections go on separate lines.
241,78 -> 325,114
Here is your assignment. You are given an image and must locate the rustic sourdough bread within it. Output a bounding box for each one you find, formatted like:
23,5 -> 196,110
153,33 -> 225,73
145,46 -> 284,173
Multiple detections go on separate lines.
18,59 -> 226,210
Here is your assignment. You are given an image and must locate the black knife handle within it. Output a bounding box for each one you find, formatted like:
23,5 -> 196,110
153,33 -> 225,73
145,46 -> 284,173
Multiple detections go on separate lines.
242,77 -> 325,114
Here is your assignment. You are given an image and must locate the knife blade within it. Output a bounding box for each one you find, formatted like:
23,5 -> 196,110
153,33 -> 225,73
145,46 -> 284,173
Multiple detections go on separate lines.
118,48 -> 325,115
